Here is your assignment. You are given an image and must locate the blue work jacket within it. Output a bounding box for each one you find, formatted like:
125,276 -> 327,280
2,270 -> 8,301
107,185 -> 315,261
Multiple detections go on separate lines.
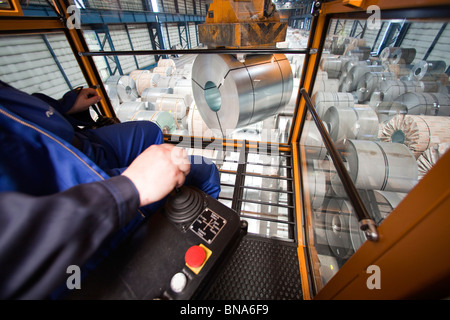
0,82 -> 145,299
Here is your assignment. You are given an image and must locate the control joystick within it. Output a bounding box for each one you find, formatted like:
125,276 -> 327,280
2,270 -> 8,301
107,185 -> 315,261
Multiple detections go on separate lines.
163,186 -> 204,227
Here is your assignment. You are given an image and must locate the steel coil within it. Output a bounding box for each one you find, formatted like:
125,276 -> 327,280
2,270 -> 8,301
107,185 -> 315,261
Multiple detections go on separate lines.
417,143 -> 450,179
378,79 -> 425,102
410,60 -> 447,80
374,101 -> 408,123
140,87 -> 174,102
114,101 -> 149,122
380,47 -> 416,65
130,70 -> 161,96
379,115 -> 450,158
312,92 -> 355,118
306,161 -> 327,209
332,140 -> 418,194
191,54 -> 293,133
395,92 -> 450,116
301,120 -> 329,160
105,75 -> 139,103
157,76 -> 184,89
187,103 -> 216,138
154,94 -> 188,120
323,104 -> 379,143
340,65 -> 384,93
130,110 -> 177,134
153,66 -> 174,76
324,199 -> 355,259
356,71 -> 396,102
157,58 -> 176,69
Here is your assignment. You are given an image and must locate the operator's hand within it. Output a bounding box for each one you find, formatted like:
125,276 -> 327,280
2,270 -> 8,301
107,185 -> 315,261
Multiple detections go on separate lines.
122,144 -> 190,207
67,88 -> 102,114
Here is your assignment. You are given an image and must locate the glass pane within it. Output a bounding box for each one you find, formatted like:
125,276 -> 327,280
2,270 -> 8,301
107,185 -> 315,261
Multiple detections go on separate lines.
5,0 -> 310,240
0,33 -> 87,97
87,49 -> 301,143
70,0 -> 311,240
304,17 -> 450,292
56,0 -> 311,144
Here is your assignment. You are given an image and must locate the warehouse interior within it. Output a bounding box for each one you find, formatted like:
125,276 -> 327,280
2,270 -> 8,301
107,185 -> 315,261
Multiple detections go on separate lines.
0,0 -> 449,300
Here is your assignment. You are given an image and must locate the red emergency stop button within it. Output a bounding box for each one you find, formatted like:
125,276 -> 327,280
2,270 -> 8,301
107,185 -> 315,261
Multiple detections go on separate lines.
185,245 -> 206,268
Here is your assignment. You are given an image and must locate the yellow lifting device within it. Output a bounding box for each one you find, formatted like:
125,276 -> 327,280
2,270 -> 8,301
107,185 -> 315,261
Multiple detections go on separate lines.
198,0 -> 287,48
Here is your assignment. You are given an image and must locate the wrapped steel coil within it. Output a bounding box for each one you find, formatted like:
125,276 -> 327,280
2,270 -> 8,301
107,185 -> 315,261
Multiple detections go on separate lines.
301,120 -> 329,160
312,92 -> 355,118
320,56 -> 346,78
130,110 -> 177,134
417,143 -> 450,179
374,101 -> 408,123
345,46 -> 371,61
356,71 -> 396,102
157,58 -> 176,69
154,94 -> 188,120
379,115 -> 450,158
395,92 -> 450,116
153,66 -> 174,76
378,79 -> 425,102
174,78 -> 193,88
323,104 -> 379,143
306,161 -> 327,209
410,60 -> 447,80
129,70 -> 161,96
332,140 -> 418,195
157,76 -> 184,89
173,85 -> 193,98
324,199 -> 355,259
187,103 -> 216,138
105,75 -> 139,103
313,79 -> 340,95
340,65 -> 384,93
140,87 -> 174,102
380,47 -> 416,65
339,60 -> 369,87
191,54 -> 293,133
114,101 -> 149,122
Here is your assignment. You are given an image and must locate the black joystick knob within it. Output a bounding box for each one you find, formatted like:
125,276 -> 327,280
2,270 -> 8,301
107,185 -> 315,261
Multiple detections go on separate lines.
164,186 -> 204,225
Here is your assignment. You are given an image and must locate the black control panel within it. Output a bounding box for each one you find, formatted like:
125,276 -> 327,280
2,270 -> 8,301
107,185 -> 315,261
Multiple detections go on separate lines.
65,186 -> 246,300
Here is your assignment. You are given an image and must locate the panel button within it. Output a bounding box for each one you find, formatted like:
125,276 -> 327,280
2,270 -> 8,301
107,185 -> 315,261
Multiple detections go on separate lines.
185,245 -> 206,268
170,272 -> 187,293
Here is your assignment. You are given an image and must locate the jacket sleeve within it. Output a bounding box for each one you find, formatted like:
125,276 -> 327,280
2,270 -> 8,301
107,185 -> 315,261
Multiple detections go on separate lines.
32,90 -> 79,115
0,175 -> 140,299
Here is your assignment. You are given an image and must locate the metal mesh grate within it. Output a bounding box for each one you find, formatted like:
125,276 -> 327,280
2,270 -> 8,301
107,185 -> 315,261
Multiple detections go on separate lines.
205,235 -> 302,300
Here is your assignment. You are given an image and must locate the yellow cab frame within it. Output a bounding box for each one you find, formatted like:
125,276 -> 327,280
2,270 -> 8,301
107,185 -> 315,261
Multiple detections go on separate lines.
0,0 -> 449,300
292,0 -> 450,300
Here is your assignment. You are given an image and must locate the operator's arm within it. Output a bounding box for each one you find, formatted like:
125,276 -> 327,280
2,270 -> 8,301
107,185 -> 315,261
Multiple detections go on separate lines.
0,175 -> 140,300
0,144 -> 189,300
32,88 -> 101,115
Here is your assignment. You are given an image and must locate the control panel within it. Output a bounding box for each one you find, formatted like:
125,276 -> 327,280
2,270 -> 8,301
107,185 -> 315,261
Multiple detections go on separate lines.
65,186 -> 246,300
